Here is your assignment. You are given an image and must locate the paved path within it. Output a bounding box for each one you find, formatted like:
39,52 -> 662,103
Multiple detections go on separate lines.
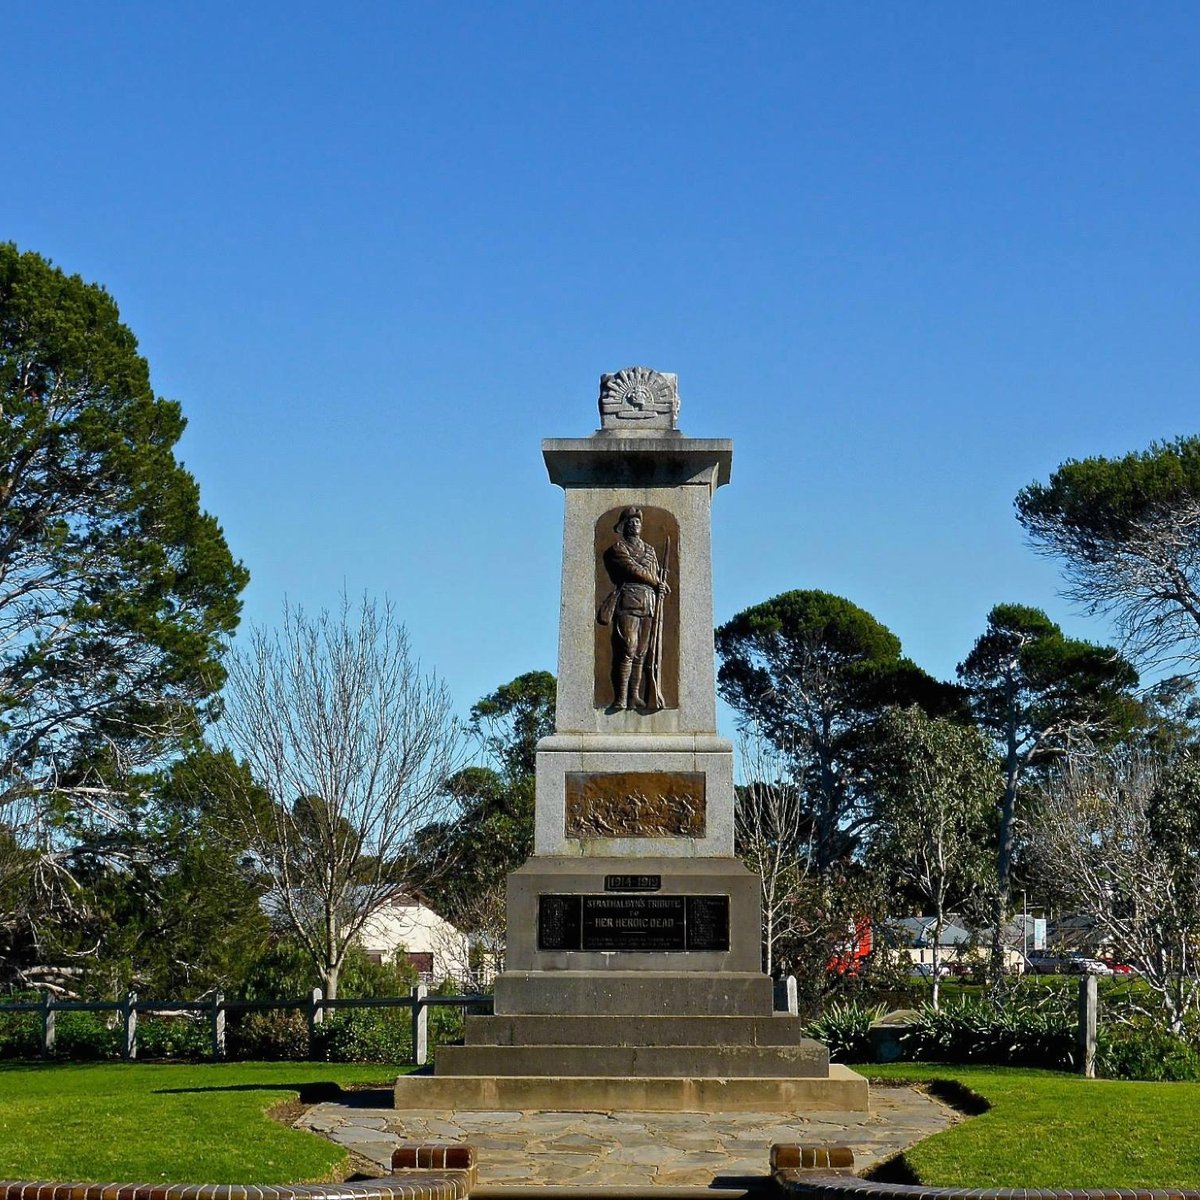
297,1086 -> 957,1188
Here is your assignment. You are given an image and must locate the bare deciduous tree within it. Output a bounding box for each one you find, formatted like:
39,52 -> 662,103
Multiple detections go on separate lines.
218,595 -> 464,999
434,880 -> 507,989
736,731 -> 810,977
1031,748 -> 1200,1034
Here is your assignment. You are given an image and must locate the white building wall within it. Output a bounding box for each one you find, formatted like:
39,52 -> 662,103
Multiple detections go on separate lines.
357,898 -> 471,983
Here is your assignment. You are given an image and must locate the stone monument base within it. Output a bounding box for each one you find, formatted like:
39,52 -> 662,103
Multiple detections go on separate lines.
393,857 -> 869,1114
392,1065 -> 868,1113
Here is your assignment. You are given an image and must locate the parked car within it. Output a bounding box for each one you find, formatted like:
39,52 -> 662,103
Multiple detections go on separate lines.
1024,953 -> 1063,974
1062,954 -> 1113,976
1101,959 -> 1135,975
1025,952 -> 1113,976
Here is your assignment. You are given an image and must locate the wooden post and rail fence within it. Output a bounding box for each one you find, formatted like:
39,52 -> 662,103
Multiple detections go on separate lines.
1,977 -> 1102,1074
0,987 -> 491,1065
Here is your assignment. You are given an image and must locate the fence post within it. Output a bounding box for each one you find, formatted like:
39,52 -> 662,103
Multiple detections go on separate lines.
1078,975 -> 1097,1078
122,992 -> 138,1060
211,991 -> 226,1061
306,987 -> 324,1055
411,983 -> 428,1067
41,992 -> 55,1058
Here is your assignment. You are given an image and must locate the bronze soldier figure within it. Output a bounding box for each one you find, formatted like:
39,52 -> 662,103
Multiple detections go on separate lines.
598,506 -> 671,710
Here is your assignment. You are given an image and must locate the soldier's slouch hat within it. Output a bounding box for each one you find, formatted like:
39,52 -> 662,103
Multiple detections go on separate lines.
615,506 -> 643,532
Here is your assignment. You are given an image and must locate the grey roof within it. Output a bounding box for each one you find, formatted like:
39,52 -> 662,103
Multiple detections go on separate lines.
884,916 -> 972,947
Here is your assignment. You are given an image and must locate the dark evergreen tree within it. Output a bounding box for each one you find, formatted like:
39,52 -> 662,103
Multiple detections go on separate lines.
716,589 -> 964,870
0,244 -> 248,949
410,672 -> 554,927
957,603 -> 1139,975
1017,436 -> 1200,673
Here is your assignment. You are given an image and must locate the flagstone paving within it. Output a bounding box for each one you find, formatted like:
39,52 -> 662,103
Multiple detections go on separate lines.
297,1085 -> 957,1187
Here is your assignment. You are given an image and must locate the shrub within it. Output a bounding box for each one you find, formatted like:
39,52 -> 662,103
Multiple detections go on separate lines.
900,998 -> 1075,1070
136,1016 -> 211,1060
226,1009 -> 311,1060
804,1001 -> 885,1062
311,1008 -> 411,1063
53,1011 -> 122,1060
1097,1024 -> 1200,1081
237,941 -> 420,1004
428,978 -> 466,1047
341,952 -> 419,998
0,1003 -> 41,1058
236,941 -> 317,1004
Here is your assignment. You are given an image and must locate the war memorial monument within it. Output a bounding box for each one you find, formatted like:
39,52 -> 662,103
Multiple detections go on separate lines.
394,369 -> 868,1112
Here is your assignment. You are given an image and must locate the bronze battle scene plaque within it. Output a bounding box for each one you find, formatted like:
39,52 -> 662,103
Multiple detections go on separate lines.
565,771 -> 706,838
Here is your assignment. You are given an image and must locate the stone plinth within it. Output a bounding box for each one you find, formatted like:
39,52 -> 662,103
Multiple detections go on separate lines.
491,970 -> 775,1016
504,857 -> 761,973
393,1066 -> 869,1114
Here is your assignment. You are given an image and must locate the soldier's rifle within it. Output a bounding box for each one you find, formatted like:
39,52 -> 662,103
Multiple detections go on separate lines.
647,535 -> 671,710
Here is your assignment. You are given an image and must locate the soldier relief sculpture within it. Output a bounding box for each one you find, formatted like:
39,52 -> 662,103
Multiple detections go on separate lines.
596,505 -> 677,711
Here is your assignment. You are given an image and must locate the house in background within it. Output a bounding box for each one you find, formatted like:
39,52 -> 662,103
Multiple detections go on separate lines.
260,886 -> 471,985
356,888 -> 471,984
1045,913 -> 1110,957
883,915 -> 1026,975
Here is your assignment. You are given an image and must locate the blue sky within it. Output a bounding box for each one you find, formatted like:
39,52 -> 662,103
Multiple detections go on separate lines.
6,4 -> 1200,727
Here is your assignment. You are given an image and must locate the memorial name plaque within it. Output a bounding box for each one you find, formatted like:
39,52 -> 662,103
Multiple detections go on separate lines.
584,896 -> 685,951
605,874 -> 662,892
537,894 -> 730,952
537,893 -> 582,952
684,895 -> 731,952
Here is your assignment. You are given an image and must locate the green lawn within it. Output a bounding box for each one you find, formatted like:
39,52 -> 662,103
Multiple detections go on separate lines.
862,1063 -> 1200,1189
0,1061 -> 406,1184
7,1060 -> 1200,1190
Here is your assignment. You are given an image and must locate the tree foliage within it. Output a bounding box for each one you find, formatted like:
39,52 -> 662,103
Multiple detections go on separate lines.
869,706 -> 1000,1007
0,244 -> 248,876
1016,436 -> 1200,673
717,589 -> 963,870
957,603 -> 1139,975
1131,676 -> 1200,757
411,671 -> 554,940
4,746 -> 270,997
469,670 -> 556,780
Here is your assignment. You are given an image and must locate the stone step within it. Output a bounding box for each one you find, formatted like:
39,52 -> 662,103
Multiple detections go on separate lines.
435,1040 -> 829,1078
492,971 -> 775,1016
465,1013 -> 808,1047
393,1065 -> 869,1113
